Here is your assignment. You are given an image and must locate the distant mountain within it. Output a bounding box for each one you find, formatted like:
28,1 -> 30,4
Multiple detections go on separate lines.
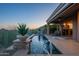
0,28 -> 8,31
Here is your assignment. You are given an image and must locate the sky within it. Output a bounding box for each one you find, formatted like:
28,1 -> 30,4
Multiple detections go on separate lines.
0,3 -> 59,30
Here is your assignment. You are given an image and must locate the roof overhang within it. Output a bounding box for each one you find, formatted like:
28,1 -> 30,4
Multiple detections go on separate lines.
46,3 -> 79,23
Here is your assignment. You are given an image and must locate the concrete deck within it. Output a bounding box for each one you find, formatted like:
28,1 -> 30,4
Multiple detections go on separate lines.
13,49 -> 28,56
13,48 -> 49,56
13,44 -> 30,56
45,35 -> 79,55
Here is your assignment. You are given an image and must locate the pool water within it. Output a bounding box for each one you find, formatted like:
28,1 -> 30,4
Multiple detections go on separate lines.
29,35 -> 61,55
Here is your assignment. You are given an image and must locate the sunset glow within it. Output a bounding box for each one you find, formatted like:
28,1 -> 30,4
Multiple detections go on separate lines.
0,3 -> 59,30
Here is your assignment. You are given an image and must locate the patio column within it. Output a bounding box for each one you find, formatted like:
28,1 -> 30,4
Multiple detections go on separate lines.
59,23 -> 63,36
57,24 -> 59,32
77,11 -> 79,41
73,12 -> 77,41
73,11 -> 79,41
47,23 -> 50,35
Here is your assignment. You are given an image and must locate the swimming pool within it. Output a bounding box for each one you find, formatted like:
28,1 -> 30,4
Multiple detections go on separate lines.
28,35 -> 62,55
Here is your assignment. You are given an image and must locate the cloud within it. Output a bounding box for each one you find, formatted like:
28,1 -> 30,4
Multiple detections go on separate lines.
28,23 -> 40,29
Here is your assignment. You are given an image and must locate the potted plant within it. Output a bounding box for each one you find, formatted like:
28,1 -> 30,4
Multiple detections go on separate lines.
17,24 -> 29,41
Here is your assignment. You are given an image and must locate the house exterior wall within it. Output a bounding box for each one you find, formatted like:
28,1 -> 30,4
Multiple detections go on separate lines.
63,17 -> 73,36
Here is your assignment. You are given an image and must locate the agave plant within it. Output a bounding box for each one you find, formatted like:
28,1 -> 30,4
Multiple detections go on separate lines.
17,24 -> 28,36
